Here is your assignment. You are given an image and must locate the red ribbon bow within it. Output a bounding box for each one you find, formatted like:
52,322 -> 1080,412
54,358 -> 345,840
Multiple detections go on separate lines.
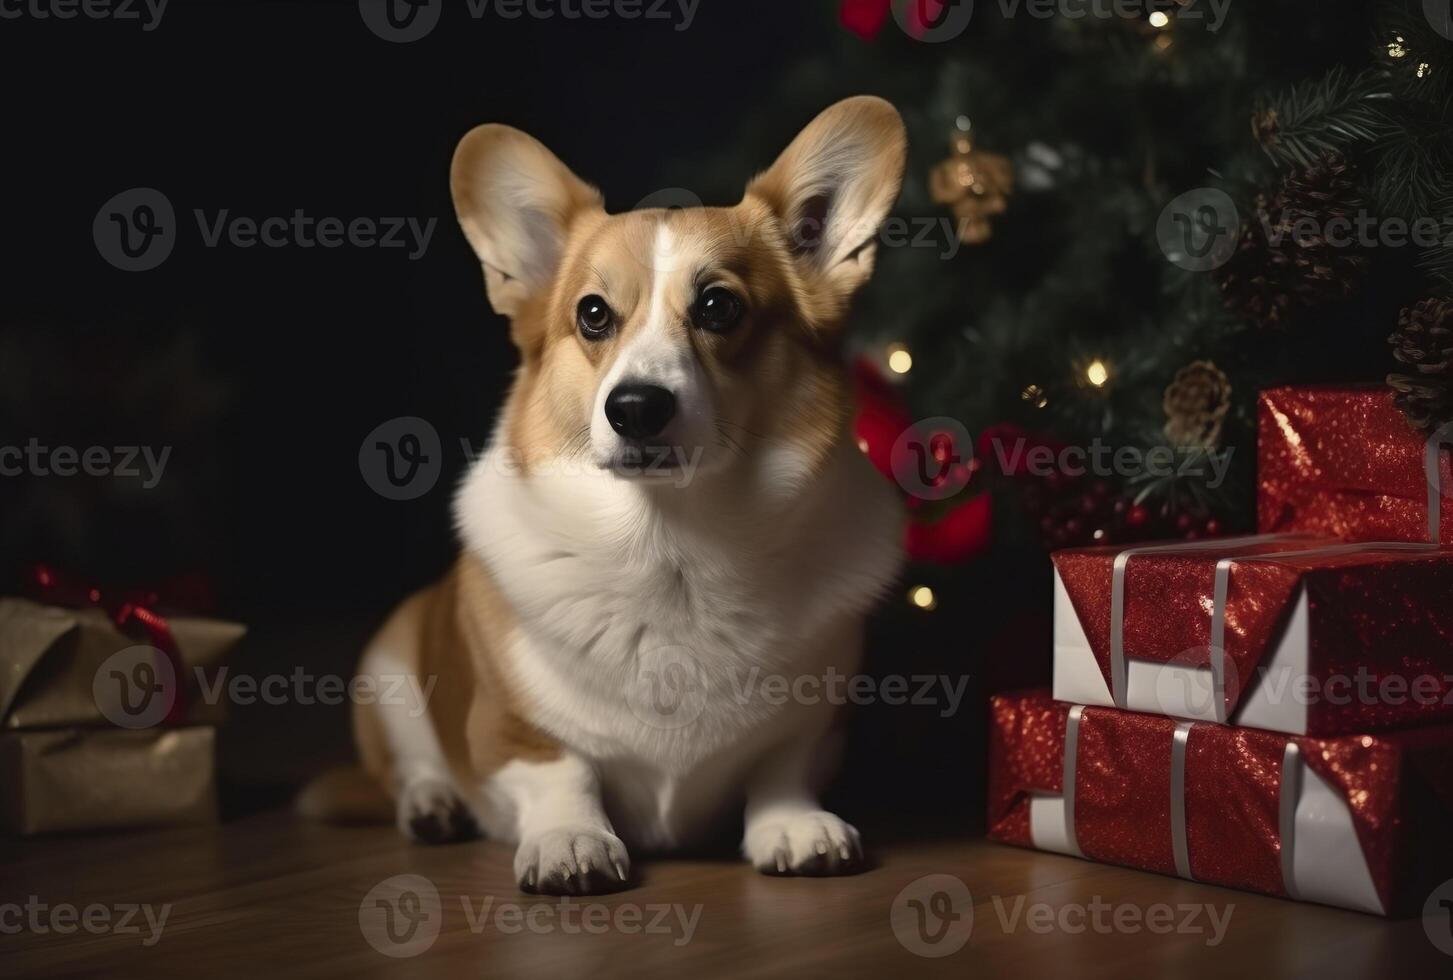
28,564 -> 191,725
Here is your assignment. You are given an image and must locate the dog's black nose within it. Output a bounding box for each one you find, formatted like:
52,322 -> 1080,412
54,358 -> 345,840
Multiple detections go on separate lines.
605,383 -> 676,440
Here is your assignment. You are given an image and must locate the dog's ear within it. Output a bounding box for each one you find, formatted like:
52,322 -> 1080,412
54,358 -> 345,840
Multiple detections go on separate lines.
451,125 -> 603,318
745,96 -> 906,310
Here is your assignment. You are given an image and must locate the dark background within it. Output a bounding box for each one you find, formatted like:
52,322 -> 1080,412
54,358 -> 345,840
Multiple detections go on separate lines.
2,0 -> 840,613
1,0 -> 986,823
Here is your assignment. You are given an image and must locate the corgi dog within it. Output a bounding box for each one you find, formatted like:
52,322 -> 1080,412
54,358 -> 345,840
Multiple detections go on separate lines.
302,97 -> 907,894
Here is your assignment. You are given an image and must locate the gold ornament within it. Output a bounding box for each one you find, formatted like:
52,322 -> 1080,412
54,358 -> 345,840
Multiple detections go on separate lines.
929,123 -> 1013,245
1163,360 -> 1232,450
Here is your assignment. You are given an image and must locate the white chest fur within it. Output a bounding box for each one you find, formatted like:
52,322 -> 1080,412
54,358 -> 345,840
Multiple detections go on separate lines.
454,440 -> 903,847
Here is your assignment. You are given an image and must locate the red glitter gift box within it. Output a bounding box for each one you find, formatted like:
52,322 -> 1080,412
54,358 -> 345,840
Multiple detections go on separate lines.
1052,536 -> 1453,736
988,690 -> 1453,915
1258,385 -> 1453,546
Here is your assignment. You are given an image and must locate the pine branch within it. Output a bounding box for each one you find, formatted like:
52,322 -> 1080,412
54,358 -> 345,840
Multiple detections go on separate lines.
1256,66 -> 1397,170
1419,181 -> 1453,292
1373,121 -> 1453,220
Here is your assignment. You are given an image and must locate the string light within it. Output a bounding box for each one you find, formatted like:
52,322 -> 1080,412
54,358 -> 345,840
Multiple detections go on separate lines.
1417,62 -> 1431,79
1086,359 -> 1110,388
1148,11 -> 1169,28
1388,35 -> 1407,59
887,344 -> 914,375
909,585 -> 938,611
1021,383 -> 1048,408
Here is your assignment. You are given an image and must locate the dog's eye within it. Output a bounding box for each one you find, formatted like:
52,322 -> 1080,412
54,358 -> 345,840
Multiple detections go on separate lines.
576,295 -> 614,339
691,287 -> 743,332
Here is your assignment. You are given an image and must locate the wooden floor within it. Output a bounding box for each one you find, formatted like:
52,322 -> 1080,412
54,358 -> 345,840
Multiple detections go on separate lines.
2,812 -> 1448,979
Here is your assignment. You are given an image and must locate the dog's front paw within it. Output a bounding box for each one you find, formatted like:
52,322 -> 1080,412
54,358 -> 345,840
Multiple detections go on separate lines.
744,810 -> 864,876
514,827 -> 631,895
397,777 -> 477,845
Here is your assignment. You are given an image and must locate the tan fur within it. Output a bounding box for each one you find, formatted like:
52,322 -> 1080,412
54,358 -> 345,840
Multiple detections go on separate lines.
303,101 -> 908,887
353,555 -> 559,798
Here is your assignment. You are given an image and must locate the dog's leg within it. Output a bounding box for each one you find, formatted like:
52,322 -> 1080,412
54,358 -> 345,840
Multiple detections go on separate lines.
484,753 -> 631,895
741,733 -> 863,876
359,639 -> 477,846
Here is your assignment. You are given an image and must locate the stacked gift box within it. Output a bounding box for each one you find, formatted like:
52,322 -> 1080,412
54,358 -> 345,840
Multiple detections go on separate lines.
0,591 -> 244,835
989,385 -> 1453,915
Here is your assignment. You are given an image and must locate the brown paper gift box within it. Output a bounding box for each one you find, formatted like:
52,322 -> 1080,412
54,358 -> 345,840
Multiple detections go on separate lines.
0,727 -> 217,835
0,597 -> 245,729
0,596 -> 244,835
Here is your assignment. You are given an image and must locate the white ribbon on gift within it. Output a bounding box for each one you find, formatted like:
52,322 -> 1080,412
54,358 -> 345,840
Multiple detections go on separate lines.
1108,534 -> 1309,711
1206,541 -> 1439,722
1060,707 -> 1304,895
1109,535 -> 1439,721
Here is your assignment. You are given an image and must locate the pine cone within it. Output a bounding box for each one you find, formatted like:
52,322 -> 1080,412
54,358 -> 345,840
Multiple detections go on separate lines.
1163,360 -> 1233,449
1213,155 -> 1369,328
1387,297 -> 1453,431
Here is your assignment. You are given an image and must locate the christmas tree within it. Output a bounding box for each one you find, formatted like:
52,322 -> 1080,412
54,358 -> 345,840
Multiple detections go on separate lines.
670,0 -> 1452,592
